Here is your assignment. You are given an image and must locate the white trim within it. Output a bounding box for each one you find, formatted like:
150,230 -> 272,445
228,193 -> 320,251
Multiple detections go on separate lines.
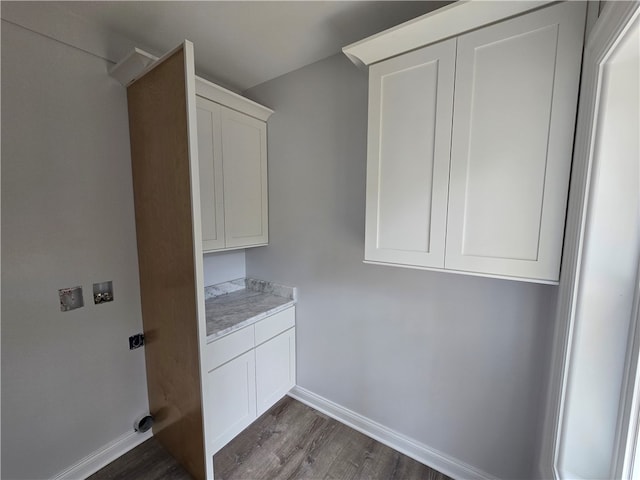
196,77 -> 273,122
288,386 -> 498,480
128,43 -> 188,88
108,48 -> 158,86
203,242 -> 268,255
538,2 -> 640,479
584,1 -> 601,41
51,430 -> 153,480
363,260 -> 559,285
109,48 -> 273,121
617,259 -> 640,479
182,39 -> 215,480
342,0 -> 551,68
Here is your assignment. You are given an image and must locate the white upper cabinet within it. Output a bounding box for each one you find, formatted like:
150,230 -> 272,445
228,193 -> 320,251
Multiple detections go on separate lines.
366,39 -> 456,268
197,96 -> 225,251
445,2 -> 586,281
356,1 -> 586,283
220,107 -> 268,249
195,78 -> 272,252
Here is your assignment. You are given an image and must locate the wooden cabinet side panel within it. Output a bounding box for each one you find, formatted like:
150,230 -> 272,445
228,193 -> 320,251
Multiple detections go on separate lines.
127,46 -> 205,480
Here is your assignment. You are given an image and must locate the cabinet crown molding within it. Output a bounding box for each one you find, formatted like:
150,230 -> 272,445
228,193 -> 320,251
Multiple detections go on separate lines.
110,47 -> 273,121
342,0 -> 553,67
195,77 -> 273,122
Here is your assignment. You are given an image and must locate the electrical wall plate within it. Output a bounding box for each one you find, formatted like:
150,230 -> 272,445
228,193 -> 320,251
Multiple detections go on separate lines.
129,333 -> 145,350
59,286 -> 84,312
93,281 -> 114,304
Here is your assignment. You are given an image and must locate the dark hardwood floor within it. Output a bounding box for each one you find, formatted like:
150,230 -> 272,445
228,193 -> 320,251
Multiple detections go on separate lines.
89,396 -> 451,480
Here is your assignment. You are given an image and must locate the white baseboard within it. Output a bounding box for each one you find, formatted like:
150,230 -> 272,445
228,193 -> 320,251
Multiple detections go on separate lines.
52,429 -> 153,480
288,386 -> 498,480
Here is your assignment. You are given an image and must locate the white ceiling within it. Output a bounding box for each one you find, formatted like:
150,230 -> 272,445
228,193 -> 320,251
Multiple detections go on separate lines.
49,1 -> 450,92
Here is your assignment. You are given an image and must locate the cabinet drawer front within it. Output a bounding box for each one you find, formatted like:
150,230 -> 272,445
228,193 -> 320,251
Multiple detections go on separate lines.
205,325 -> 254,371
255,307 -> 295,345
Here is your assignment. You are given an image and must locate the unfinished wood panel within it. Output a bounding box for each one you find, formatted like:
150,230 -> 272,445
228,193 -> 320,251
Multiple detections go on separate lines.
127,45 -> 205,480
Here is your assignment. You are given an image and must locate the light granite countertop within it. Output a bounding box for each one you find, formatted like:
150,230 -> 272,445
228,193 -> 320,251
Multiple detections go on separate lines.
205,278 -> 296,342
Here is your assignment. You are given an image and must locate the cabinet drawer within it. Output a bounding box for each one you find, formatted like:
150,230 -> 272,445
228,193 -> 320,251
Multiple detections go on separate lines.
205,325 -> 254,372
255,307 -> 295,345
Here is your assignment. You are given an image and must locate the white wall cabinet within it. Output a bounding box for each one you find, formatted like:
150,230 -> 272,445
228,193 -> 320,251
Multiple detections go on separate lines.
196,79 -> 271,253
365,39 -> 455,268
361,1 -> 586,283
205,307 -> 296,455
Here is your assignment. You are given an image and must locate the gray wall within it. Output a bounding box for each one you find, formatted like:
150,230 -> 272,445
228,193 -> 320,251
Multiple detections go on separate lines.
203,250 -> 246,287
245,53 -> 558,479
1,21 -> 149,479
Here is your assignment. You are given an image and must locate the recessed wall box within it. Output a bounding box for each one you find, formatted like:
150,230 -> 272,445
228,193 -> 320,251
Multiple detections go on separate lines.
59,286 -> 84,312
93,281 -> 114,304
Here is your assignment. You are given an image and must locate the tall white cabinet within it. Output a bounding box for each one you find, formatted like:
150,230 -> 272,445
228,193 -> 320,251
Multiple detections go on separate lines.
352,1 -> 586,283
196,78 -> 271,253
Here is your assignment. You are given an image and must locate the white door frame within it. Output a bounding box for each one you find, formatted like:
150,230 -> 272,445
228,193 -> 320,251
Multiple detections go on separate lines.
539,2 -> 640,479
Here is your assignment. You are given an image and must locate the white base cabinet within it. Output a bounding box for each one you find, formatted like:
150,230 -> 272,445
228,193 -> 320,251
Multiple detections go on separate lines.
256,327 -> 296,416
205,307 -> 296,455
361,1 -> 586,283
206,350 -> 257,453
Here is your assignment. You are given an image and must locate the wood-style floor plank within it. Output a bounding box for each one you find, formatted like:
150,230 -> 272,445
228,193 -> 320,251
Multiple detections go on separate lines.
88,435 -> 191,480
89,396 -> 452,480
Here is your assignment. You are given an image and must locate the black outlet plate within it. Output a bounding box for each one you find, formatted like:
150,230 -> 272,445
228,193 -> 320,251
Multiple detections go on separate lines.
129,334 -> 145,350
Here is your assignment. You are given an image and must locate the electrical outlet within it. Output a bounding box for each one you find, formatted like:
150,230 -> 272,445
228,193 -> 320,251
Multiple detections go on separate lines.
129,334 -> 145,350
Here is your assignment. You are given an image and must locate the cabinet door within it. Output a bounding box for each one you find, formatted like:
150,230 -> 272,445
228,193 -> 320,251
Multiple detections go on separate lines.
365,39 -> 456,268
255,328 -> 296,416
220,106 -> 268,249
197,96 -> 226,251
206,350 -> 256,454
445,2 -> 586,281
